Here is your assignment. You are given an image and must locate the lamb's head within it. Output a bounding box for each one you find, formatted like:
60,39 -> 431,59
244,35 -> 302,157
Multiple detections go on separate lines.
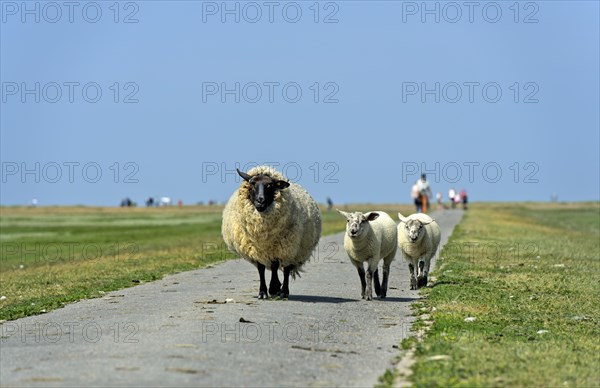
237,168 -> 290,213
337,210 -> 379,240
398,213 -> 434,243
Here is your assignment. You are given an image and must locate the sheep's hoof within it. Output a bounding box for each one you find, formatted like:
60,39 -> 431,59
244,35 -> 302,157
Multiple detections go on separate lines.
258,291 -> 268,299
277,291 -> 289,299
410,278 -> 418,290
380,291 -> 387,299
269,285 -> 281,296
417,276 -> 428,288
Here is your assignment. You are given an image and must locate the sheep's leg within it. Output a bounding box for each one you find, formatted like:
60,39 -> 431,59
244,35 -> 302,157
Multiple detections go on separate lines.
365,269 -> 374,301
417,252 -> 434,288
417,260 -> 426,288
422,258 -> 432,287
380,265 -> 389,298
365,258 -> 379,301
355,264 -> 367,299
269,260 -> 281,296
424,259 -> 432,280
257,263 -> 268,299
373,269 -> 381,297
408,262 -> 417,290
279,265 -> 293,298
380,255 -> 393,298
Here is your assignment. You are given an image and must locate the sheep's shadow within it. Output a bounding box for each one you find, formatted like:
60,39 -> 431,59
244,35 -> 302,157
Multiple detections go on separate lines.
428,281 -> 458,289
286,294 -> 357,304
285,295 -> 419,304
376,296 -> 420,303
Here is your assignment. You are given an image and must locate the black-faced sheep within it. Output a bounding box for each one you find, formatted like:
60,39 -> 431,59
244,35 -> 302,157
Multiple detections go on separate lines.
222,166 -> 322,299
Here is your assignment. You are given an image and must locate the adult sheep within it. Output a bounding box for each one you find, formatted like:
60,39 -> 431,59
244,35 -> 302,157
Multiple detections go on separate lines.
337,210 -> 397,300
222,166 -> 322,299
397,213 -> 441,289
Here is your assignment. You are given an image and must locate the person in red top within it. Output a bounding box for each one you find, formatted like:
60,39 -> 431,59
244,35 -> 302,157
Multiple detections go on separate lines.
416,174 -> 432,213
460,189 -> 468,210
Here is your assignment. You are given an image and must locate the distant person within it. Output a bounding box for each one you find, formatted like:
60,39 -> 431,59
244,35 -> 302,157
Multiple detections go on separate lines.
326,197 -> 333,211
448,188 -> 456,209
120,197 -> 132,207
146,197 -> 154,207
411,183 -> 422,212
460,189 -> 468,210
30,198 -> 38,207
436,192 -> 443,210
178,200 -> 183,207
416,174 -> 432,213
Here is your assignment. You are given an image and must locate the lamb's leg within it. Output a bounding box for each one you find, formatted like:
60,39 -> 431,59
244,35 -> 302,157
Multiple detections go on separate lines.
417,251 -> 434,288
424,259 -> 432,281
257,263 -> 268,299
417,259 -> 427,288
373,269 -> 381,297
269,260 -> 281,296
279,265 -> 293,298
365,258 -> 378,301
380,255 -> 393,298
355,264 -> 367,299
408,262 -> 417,290
365,269 -> 374,301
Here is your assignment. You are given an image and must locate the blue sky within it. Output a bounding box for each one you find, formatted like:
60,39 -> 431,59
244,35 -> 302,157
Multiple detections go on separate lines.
1,0 -> 598,206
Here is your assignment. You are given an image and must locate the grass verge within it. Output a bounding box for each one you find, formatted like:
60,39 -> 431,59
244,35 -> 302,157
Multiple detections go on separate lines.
405,202 -> 599,387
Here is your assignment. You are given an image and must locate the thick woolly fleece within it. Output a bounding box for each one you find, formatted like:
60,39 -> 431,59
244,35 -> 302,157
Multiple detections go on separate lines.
221,166 -> 322,277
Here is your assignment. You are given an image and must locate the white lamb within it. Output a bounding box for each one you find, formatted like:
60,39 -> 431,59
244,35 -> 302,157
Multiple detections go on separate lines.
222,166 -> 322,299
337,210 -> 398,300
397,213 -> 441,289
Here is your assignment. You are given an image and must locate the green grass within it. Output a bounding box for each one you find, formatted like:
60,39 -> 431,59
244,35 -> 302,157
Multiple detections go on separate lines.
408,202 -> 600,387
0,206 -> 235,320
0,204 -> 413,321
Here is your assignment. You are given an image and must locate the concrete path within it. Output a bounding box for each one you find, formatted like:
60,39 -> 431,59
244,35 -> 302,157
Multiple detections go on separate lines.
0,210 -> 463,387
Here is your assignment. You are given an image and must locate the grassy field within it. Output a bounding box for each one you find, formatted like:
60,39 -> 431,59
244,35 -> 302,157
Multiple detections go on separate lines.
0,204 -> 412,321
402,202 -> 600,387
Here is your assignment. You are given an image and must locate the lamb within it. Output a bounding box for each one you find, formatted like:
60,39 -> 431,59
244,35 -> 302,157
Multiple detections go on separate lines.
221,166 -> 322,299
397,213 -> 441,289
337,210 -> 398,300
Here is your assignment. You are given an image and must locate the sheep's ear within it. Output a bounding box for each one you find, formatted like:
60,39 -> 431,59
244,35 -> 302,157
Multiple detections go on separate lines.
398,213 -> 409,223
275,180 -> 290,190
366,212 -> 380,221
237,168 -> 252,182
337,209 -> 349,219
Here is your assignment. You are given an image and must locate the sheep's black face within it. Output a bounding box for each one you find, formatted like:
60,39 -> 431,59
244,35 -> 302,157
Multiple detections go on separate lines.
405,220 -> 424,243
237,169 -> 290,213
